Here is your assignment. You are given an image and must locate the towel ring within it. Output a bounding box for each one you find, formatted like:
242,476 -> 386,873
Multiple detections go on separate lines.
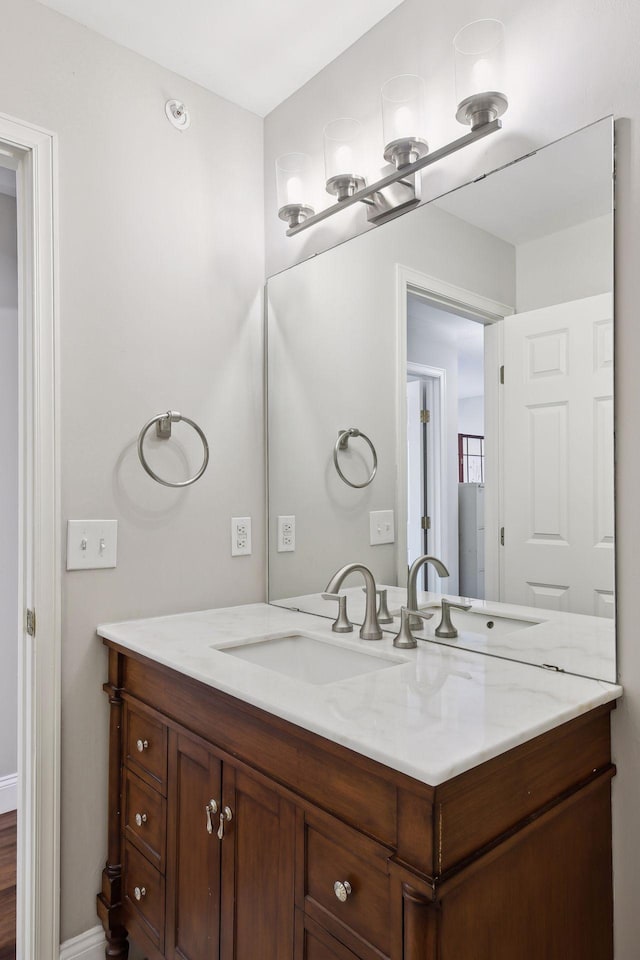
137,410 -> 209,488
333,428 -> 378,489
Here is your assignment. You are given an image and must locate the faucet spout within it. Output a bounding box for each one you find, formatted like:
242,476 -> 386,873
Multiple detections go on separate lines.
324,563 -> 383,641
407,555 -> 450,628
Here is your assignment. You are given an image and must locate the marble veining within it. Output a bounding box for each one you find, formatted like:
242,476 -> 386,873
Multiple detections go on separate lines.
98,602 -> 621,786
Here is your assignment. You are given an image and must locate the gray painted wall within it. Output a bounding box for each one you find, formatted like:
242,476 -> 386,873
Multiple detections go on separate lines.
0,0 -> 264,942
0,190 -> 18,783
263,1 -> 640,955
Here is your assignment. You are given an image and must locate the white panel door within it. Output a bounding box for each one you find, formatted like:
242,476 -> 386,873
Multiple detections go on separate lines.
502,293 -> 614,616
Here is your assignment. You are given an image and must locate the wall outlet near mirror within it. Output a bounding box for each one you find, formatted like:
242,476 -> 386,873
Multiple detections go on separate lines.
277,516 -> 296,552
370,510 -> 395,546
231,517 -> 252,556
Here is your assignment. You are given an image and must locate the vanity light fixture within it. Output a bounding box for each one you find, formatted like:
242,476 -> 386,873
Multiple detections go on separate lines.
276,153 -> 315,228
278,18 -> 507,237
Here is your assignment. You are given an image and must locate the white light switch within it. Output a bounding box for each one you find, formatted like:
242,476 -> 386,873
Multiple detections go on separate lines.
369,510 -> 395,545
66,519 -> 118,570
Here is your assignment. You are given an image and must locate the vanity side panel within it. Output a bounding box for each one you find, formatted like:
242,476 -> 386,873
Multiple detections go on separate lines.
120,649 -> 418,846
436,774 -> 613,960
434,704 -> 613,872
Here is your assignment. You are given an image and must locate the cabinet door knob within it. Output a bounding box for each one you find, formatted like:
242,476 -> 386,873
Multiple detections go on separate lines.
333,880 -> 352,902
136,739 -> 149,753
217,805 -> 233,840
134,886 -> 146,901
134,812 -> 147,827
205,799 -> 218,835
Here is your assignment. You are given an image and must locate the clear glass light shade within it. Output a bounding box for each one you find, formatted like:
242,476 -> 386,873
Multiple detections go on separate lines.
453,19 -> 508,128
381,75 -> 428,167
276,153 -> 315,227
323,118 -> 366,200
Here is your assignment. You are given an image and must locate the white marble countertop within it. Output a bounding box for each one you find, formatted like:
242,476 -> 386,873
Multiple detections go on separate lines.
273,587 -> 617,683
98,602 -> 621,787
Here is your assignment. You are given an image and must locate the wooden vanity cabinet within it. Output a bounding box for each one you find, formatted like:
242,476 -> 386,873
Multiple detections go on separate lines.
98,643 -> 616,960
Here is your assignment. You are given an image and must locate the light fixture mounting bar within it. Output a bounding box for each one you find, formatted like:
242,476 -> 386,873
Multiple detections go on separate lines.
287,119 -> 501,236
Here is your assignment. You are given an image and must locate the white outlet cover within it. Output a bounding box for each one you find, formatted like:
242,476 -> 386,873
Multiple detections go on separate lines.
231,516 -> 252,556
277,515 -> 295,553
369,509 -> 395,546
66,519 -> 118,570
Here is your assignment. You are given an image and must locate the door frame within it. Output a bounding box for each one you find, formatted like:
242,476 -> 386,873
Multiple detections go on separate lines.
406,363 -> 446,591
0,112 -> 61,959
396,264 -> 513,594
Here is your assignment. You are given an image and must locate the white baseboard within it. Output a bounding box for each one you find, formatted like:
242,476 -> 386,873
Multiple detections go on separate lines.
0,773 -> 17,814
59,925 -> 105,960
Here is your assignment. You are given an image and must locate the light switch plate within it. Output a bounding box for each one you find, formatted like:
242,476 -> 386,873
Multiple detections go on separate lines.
66,519 -> 118,570
369,509 -> 395,545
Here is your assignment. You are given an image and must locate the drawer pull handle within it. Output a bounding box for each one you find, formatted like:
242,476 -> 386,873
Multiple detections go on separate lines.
136,739 -> 149,753
134,813 -> 147,827
217,805 -> 233,840
205,799 -> 218,835
333,880 -> 352,903
134,886 -> 146,901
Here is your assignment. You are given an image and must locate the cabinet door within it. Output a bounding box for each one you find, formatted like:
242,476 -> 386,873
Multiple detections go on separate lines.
165,731 -> 222,960
220,764 -> 296,960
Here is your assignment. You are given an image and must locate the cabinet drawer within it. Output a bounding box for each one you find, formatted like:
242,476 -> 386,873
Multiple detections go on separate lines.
123,769 -> 166,871
123,841 -> 165,951
297,911 -> 361,960
303,818 -> 390,959
125,703 -> 167,793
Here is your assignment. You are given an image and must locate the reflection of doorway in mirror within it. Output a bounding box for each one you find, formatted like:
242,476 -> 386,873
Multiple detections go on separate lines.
406,294 -> 487,598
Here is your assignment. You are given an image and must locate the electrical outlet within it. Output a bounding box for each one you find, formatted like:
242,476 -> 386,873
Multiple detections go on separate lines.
369,509 -> 395,545
277,515 -> 295,553
231,517 -> 252,556
66,519 -> 118,570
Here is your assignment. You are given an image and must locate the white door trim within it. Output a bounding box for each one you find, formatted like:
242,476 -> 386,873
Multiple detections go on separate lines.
0,111 -> 61,960
396,264 -> 512,593
406,362 -> 447,589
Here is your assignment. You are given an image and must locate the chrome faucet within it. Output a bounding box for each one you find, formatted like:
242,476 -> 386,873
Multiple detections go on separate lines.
407,555 -> 450,627
324,563 -> 383,640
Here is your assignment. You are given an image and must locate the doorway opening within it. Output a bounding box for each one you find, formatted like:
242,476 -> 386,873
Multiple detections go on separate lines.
0,112 -> 60,960
406,294 -> 486,597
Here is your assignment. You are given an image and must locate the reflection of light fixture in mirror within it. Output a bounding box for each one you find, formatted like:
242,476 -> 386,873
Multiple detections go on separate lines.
323,118 -> 366,201
454,19 -> 508,130
381,75 -> 429,169
276,153 -> 315,228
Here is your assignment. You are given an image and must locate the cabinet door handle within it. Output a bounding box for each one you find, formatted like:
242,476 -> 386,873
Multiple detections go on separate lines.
136,739 -> 149,753
134,886 -> 146,901
205,799 -> 218,835
334,880 -> 352,902
217,805 -> 233,840
134,812 -> 147,827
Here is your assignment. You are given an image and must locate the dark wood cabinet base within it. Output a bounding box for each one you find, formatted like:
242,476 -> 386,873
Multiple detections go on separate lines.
98,644 -> 615,960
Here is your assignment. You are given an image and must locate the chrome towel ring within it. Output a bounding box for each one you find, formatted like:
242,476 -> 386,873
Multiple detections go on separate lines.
137,410 -> 209,488
333,428 -> 378,489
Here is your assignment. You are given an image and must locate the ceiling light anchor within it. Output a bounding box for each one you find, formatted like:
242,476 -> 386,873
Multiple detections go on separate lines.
165,99 -> 191,131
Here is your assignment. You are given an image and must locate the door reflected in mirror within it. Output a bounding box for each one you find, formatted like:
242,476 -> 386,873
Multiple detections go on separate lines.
266,117 -> 615,682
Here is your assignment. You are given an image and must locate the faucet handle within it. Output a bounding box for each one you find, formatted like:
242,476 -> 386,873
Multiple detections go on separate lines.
321,593 -> 354,634
393,607 -> 434,649
435,598 -> 472,639
361,586 -> 393,624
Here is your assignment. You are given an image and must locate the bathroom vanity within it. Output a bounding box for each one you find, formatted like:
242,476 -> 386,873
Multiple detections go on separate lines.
96,604 -> 620,960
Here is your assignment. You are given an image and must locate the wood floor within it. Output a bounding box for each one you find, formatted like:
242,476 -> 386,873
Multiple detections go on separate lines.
0,811 -> 16,960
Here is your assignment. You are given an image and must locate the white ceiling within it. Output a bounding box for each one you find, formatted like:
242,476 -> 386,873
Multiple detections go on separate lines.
37,0 -> 405,116
434,119 -> 613,245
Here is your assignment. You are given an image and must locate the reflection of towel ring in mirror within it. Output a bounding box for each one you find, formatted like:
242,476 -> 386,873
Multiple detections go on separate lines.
333,428 -> 378,489
137,410 -> 209,488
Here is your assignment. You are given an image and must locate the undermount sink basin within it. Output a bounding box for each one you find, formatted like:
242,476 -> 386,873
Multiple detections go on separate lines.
416,606 -> 542,640
214,633 -> 405,685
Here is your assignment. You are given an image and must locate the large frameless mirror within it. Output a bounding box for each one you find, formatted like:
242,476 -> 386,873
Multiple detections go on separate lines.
267,117 -> 615,683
